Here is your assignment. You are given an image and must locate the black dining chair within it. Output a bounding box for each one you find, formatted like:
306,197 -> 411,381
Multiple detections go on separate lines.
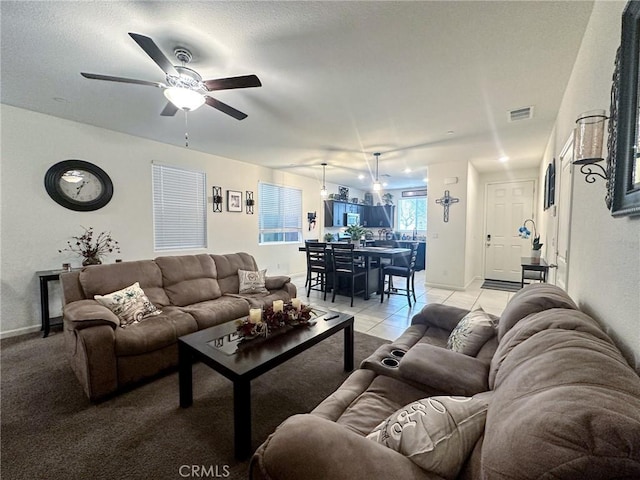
305,242 -> 329,300
380,242 -> 419,307
331,243 -> 368,307
304,239 -> 319,288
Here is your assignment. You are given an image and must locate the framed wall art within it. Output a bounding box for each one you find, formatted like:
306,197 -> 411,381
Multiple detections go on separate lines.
227,190 -> 242,212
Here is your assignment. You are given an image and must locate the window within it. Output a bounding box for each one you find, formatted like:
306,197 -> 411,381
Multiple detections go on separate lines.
397,196 -> 427,232
258,182 -> 302,244
152,164 -> 207,250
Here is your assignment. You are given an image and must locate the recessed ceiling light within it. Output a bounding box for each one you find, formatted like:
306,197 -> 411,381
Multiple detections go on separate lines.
383,182 -> 388,187
404,168 -> 411,174
358,174 -> 365,180
499,156 -> 509,163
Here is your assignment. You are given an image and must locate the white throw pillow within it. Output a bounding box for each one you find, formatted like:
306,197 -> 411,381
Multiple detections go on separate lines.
367,395 -> 489,479
238,269 -> 269,294
446,308 -> 496,356
94,282 -> 161,327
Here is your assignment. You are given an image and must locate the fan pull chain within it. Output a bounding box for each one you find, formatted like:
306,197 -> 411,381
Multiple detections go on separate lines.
184,110 -> 189,148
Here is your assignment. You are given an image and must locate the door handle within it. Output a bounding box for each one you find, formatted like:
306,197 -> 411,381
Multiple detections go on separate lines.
486,234 -> 491,247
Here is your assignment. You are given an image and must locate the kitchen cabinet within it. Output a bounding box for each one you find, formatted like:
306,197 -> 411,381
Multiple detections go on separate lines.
324,200 -> 364,227
364,205 -> 395,228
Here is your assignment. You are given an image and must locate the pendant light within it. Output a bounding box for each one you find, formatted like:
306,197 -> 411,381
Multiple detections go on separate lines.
320,163 -> 328,197
373,152 -> 382,192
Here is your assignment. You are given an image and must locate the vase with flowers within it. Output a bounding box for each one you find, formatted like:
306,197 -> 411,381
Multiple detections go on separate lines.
518,219 -> 543,263
59,226 -> 120,266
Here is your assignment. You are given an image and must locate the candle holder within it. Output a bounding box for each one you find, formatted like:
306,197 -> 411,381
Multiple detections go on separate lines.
235,301 -> 316,339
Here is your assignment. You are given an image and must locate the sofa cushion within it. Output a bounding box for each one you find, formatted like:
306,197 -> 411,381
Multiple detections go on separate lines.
367,394 -> 490,480
238,269 -> 269,294
446,308 -> 496,356
181,296 -> 250,329
114,307 -> 197,356
332,374 -> 441,436
496,283 -> 577,341
211,252 -> 259,294
489,308 -> 615,389
94,282 -> 161,327
79,260 -> 170,307
155,254 -> 222,306
482,309 -> 640,479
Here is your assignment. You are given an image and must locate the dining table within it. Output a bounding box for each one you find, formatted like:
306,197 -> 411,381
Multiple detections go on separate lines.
298,244 -> 412,300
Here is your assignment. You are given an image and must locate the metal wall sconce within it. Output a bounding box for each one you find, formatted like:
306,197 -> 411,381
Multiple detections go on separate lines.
572,109 -> 610,182
212,186 -> 223,212
246,191 -> 254,214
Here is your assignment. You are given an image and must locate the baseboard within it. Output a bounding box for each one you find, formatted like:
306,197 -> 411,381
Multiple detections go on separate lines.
424,281 -> 466,291
0,324 -> 41,339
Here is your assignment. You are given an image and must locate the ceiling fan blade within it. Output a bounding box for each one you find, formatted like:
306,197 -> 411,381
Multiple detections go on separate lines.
160,101 -> 179,117
205,96 -> 248,120
128,32 -> 178,76
81,72 -> 165,88
204,74 -> 262,91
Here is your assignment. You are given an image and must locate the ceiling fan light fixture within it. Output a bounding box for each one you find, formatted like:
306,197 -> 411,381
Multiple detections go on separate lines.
164,87 -> 205,111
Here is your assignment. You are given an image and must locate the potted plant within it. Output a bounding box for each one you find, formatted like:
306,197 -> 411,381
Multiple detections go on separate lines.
344,224 -> 368,245
323,233 -> 335,243
518,219 -> 543,263
382,193 -> 394,206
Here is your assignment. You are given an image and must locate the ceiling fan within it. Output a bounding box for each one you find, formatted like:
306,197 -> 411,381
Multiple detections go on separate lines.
81,32 -> 261,120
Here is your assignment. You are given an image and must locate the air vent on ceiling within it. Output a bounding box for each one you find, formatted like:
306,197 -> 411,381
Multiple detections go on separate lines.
508,106 -> 534,122
381,173 -> 392,178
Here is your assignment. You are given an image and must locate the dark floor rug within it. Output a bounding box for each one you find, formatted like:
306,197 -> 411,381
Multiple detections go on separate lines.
481,279 -> 522,293
0,329 -> 387,480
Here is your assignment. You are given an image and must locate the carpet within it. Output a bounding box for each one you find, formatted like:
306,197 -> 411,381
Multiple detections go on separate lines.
0,329 -> 387,480
481,279 -> 522,292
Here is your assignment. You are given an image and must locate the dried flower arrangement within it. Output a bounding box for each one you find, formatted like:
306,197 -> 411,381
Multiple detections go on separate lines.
59,226 -> 120,266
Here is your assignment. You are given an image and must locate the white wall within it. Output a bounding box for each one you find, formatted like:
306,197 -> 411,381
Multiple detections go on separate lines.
425,160 -> 469,289
540,0 -> 640,370
0,105 -> 322,336
465,162 -> 481,286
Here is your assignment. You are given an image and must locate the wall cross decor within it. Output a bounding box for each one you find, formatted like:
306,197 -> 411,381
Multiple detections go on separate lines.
435,190 -> 459,223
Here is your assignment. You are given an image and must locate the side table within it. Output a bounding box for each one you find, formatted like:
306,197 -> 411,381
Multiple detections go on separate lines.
36,268 -> 80,337
520,257 -> 549,288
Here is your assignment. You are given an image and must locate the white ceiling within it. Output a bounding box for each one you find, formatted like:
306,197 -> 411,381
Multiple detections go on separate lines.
0,1 -> 595,190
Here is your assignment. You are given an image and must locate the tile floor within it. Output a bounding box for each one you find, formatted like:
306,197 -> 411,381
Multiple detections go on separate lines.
291,270 -> 514,341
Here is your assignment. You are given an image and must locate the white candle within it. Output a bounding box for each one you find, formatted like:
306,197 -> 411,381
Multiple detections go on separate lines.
249,308 -> 262,323
273,300 -> 284,313
291,298 -> 302,311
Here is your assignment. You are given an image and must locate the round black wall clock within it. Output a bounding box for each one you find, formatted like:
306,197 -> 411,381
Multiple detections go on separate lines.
44,160 -> 113,211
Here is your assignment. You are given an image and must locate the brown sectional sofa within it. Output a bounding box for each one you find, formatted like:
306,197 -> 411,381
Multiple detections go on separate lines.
60,252 -> 296,401
251,284 -> 640,479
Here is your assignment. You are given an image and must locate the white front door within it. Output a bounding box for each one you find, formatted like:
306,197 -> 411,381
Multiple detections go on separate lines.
484,180 -> 535,282
554,135 -> 574,290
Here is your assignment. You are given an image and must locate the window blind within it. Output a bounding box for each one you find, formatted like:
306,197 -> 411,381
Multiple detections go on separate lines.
152,164 -> 207,250
258,182 -> 302,244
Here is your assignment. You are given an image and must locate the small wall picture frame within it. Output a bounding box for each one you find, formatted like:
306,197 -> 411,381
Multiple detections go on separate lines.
338,186 -> 349,201
227,190 -> 242,212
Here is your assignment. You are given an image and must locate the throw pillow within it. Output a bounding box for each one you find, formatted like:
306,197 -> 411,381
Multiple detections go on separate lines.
94,282 -> 161,328
367,395 -> 489,480
446,308 -> 496,356
238,269 -> 269,294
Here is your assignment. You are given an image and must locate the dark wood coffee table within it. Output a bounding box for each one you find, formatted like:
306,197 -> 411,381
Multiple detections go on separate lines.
178,311 -> 354,459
